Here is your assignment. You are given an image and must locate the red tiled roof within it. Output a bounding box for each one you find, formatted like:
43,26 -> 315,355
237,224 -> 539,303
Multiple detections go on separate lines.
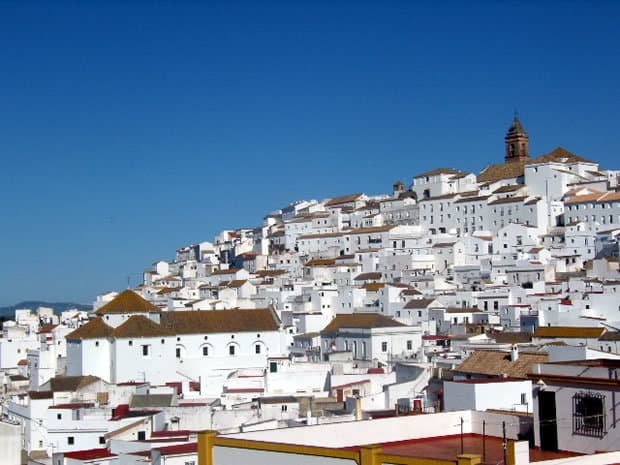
95,290 -> 160,315
64,448 -> 117,460
156,442 -> 198,456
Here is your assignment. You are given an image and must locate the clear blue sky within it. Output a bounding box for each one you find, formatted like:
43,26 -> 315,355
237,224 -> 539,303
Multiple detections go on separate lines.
1,1 -> 619,305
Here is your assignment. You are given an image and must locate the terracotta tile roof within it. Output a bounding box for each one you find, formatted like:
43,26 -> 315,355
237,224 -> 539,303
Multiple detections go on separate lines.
325,193 -> 364,206
455,350 -> 548,379
478,161 -> 526,183
599,332 -> 620,341
564,193 -> 605,205
321,313 -> 406,334
95,290 -> 160,315
157,287 -> 178,295
454,195 -> 490,204
305,258 -> 337,267
111,315 -> 174,338
353,272 -> 382,281
66,318 -> 114,340
211,268 -> 242,275
415,168 -> 462,178
159,309 -> 280,334
528,146 -> 595,165
492,184 -> 524,194
361,282 -> 385,291
28,390 -> 53,399
602,191 -> 620,202
488,332 -> 533,344
254,269 -> 288,277
533,326 -> 606,338
400,288 -> 422,296
49,375 -> 101,392
224,280 -> 249,288
404,298 -> 436,309
488,196 -> 528,205
432,242 -> 457,248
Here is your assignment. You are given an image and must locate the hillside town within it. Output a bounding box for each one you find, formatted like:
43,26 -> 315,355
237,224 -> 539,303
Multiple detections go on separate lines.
2,118 -> 620,465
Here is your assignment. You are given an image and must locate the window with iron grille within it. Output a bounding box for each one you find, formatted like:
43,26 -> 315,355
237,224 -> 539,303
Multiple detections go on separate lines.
573,391 -> 606,438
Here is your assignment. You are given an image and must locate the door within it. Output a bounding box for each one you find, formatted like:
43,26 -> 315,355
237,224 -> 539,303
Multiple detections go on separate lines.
538,391 -> 558,451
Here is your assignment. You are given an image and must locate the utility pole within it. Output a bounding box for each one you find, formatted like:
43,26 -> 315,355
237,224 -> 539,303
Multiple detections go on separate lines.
503,420 -> 507,465
460,417 -> 464,454
482,420 -> 486,463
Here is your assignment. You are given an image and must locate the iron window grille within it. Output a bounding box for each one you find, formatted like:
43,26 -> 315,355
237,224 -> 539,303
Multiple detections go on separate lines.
573,391 -> 606,438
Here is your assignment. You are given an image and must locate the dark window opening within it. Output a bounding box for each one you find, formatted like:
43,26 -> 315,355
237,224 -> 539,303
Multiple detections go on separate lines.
573,392 -> 605,438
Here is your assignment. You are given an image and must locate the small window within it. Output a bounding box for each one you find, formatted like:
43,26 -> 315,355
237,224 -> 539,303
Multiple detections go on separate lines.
176,347 -> 181,358
573,392 -> 605,438
381,341 -> 388,352
67,436 -> 75,445
202,346 -> 209,356
255,344 -> 261,354
99,436 -> 106,445
142,345 -> 150,357
95,341 -> 99,347
270,361 -> 278,373
407,340 -> 413,351
128,340 -> 133,346
57,413 -> 62,420
229,345 -> 236,356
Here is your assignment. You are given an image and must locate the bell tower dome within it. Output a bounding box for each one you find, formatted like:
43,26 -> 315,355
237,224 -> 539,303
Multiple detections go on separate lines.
504,115 -> 530,163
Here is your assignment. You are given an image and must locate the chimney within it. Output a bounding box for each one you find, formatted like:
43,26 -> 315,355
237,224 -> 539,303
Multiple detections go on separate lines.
510,345 -> 519,362
355,397 -> 363,421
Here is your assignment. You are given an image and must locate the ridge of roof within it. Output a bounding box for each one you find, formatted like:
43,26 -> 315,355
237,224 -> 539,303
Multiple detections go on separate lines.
95,290 -> 161,315
111,315 -> 174,338
66,318 -> 114,340
159,308 -> 280,335
527,147 -> 595,165
321,313 -> 406,333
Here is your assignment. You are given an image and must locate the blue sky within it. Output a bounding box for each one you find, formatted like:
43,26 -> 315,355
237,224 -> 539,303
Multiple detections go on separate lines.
1,1 -> 619,305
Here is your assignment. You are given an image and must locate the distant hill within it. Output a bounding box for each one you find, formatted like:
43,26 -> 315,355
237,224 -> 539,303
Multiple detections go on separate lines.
0,301 -> 92,319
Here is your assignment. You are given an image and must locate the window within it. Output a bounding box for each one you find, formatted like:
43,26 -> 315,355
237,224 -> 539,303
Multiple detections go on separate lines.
407,340 -> 413,350
202,346 -> 209,356
270,361 -> 278,373
67,436 -> 75,445
381,341 -> 388,352
255,344 -> 261,354
142,345 -> 150,357
281,405 -> 288,412
99,436 -> 106,445
229,345 -> 236,356
128,340 -> 133,346
57,413 -> 62,420
176,347 -> 181,358
573,392 -> 605,438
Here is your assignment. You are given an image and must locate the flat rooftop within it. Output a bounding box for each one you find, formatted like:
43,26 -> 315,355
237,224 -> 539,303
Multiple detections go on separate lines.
373,434 -> 580,463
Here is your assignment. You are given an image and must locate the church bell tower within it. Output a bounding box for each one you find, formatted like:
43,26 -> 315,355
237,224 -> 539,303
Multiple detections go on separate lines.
504,115 -> 530,163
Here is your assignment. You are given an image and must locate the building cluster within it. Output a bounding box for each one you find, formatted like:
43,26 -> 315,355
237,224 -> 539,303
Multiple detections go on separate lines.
2,118 -> 620,465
